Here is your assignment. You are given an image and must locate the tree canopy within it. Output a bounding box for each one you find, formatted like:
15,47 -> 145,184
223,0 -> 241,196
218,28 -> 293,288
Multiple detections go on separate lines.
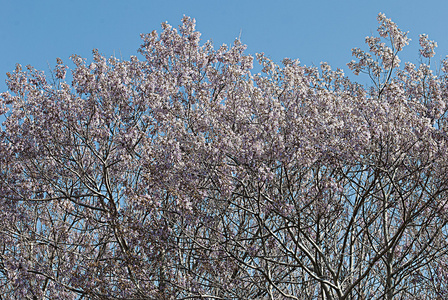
1,13 -> 448,299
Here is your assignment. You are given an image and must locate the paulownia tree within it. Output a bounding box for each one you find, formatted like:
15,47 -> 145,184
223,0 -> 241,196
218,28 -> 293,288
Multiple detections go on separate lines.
1,13 -> 448,299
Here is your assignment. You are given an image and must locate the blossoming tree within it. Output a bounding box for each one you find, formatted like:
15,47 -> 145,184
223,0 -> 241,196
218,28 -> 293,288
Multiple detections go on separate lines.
1,13 -> 448,299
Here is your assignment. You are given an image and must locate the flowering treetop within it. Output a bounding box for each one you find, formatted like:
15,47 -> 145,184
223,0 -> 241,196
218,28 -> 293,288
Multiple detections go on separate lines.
0,13 -> 448,300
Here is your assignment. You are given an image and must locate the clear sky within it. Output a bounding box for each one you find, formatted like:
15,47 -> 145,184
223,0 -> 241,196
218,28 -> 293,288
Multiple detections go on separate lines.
2,0 -> 448,91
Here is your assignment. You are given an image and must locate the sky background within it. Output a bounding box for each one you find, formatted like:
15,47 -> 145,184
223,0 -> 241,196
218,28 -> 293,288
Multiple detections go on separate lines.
2,0 -> 448,92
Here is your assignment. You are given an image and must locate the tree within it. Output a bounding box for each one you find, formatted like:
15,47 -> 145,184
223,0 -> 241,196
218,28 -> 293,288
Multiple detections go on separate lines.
1,13 -> 448,299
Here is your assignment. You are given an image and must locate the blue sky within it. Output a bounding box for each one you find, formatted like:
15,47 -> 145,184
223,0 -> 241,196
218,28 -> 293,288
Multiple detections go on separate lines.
2,0 -> 448,91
